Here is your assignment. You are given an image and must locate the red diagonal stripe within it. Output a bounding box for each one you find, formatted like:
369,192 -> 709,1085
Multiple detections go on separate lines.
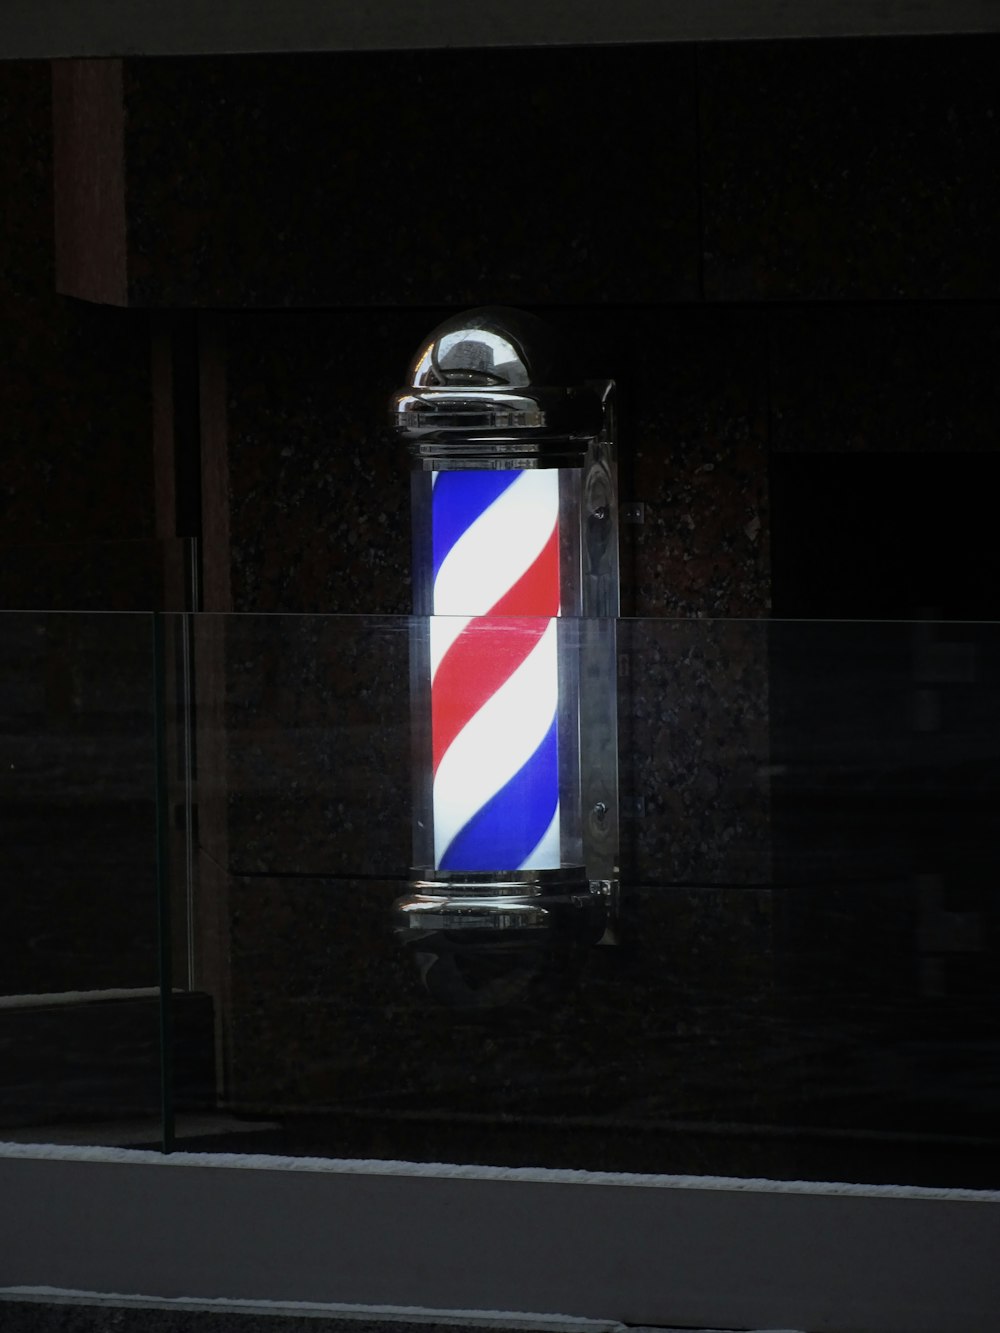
486,523 -> 560,617
432,619 -> 546,775
432,519 -> 560,774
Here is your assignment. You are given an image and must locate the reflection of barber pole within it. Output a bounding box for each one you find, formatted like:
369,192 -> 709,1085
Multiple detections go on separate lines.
430,469 -> 561,872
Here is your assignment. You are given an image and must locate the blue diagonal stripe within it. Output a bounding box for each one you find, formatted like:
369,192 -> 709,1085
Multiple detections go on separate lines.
432,471 -> 520,582
438,715 -> 559,871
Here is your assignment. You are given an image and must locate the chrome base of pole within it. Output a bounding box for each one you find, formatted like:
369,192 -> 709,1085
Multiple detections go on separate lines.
393,867 -> 612,947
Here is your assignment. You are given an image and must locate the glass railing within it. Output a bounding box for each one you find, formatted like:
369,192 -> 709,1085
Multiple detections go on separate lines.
0,611 -> 166,1147
3,610 -> 998,1188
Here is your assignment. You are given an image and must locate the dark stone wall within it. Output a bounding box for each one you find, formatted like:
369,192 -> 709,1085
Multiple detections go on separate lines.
769,306 -> 1000,455
176,39 -> 998,1179
76,48 -> 701,308
50,39 -> 1000,309
4,37 -> 1000,1181
699,38 -> 1000,301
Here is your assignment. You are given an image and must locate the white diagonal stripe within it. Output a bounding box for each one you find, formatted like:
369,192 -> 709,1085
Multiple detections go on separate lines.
518,803 -> 561,870
433,469 -> 559,616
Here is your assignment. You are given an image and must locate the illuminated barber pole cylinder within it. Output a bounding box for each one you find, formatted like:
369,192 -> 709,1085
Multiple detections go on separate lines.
392,309 -> 618,978
430,468 -> 567,872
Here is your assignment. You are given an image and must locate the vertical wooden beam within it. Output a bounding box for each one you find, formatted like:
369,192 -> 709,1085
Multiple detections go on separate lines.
198,315 -> 232,614
52,59 -> 127,305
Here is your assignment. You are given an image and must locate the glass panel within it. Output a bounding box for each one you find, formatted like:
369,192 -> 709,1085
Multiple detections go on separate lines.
170,612 -> 1000,1188
8,609 -> 993,1183
0,611 -> 167,1147
767,618 -> 1000,1185
171,610 -> 413,1153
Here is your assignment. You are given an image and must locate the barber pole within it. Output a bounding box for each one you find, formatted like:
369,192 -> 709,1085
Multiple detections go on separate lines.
391,308 -> 619,990
430,469 -> 561,871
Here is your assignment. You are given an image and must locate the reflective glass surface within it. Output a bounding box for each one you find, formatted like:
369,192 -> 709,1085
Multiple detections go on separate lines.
3,610 -> 998,1187
0,612 -> 164,1145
